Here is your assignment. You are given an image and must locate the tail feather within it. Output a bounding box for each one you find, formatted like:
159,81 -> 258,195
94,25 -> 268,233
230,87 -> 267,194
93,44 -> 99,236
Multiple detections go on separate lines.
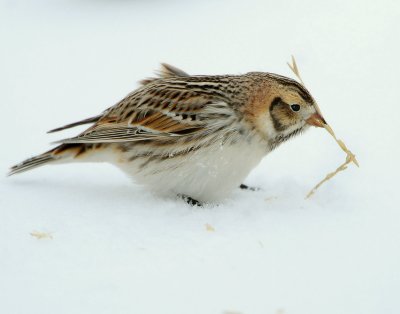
8,150 -> 60,176
8,143 -> 107,176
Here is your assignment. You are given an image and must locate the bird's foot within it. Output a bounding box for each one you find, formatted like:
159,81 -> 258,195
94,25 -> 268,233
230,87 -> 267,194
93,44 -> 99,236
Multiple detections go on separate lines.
239,184 -> 260,191
180,195 -> 203,207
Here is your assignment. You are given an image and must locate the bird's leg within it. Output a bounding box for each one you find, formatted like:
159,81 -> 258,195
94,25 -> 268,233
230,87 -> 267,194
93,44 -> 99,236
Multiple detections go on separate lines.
239,184 -> 259,191
180,195 -> 203,207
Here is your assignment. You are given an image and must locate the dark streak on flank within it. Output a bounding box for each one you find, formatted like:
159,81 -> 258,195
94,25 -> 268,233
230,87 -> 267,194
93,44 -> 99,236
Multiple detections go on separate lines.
135,146 -> 202,170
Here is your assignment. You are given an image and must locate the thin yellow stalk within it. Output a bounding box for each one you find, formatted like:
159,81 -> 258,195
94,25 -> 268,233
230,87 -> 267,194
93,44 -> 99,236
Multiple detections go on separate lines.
287,56 -> 359,198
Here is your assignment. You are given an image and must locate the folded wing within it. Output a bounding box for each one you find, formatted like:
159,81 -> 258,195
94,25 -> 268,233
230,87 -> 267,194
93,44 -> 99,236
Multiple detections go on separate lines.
54,80 -> 234,145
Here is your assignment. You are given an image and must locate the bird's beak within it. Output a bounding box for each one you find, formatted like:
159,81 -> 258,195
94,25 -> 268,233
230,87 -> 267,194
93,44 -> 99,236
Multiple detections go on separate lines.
306,113 -> 327,128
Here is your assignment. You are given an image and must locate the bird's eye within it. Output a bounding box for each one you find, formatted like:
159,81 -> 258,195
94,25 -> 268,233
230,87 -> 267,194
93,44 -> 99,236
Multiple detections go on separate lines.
290,104 -> 301,112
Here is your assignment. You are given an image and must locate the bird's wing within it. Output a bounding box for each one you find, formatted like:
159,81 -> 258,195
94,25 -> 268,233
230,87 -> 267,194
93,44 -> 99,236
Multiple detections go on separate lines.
47,64 -> 189,134
47,115 -> 102,133
55,82 -> 236,144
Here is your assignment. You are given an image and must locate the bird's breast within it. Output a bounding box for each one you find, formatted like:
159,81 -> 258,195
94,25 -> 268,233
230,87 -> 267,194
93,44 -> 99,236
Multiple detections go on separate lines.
117,135 -> 269,202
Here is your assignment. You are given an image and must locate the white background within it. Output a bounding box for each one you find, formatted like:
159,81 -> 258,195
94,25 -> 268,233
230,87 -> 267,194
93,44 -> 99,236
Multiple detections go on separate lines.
1,1 -> 399,313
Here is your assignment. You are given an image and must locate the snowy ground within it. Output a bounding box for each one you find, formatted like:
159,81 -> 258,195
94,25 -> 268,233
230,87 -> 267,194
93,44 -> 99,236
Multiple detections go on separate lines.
1,1 -> 400,313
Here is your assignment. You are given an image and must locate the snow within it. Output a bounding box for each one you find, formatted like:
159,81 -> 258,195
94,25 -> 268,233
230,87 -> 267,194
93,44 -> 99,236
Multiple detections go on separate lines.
1,0 -> 400,313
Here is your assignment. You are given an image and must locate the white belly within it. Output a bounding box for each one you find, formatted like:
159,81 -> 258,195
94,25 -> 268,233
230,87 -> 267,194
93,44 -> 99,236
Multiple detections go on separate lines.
117,137 -> 268,202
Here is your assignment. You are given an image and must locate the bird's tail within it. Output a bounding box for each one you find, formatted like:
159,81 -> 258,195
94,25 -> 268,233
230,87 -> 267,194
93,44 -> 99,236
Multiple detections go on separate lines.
8,143 -> 100,176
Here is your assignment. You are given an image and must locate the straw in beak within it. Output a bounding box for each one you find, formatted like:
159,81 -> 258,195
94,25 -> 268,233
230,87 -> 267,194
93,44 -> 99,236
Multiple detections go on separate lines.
306,113 -> 327,128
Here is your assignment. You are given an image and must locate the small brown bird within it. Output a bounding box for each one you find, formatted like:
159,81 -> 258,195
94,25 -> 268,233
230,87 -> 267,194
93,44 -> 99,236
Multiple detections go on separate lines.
9,64 -> 326,205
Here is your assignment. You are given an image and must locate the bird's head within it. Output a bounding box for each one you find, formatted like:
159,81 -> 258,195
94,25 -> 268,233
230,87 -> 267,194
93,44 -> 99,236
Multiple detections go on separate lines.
246,73 -> 326,147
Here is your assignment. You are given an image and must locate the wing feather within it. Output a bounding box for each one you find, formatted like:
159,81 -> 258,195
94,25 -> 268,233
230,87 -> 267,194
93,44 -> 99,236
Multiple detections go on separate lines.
55,78 -> 235,144
140,63 -> 189,85
47,115 -> 102,133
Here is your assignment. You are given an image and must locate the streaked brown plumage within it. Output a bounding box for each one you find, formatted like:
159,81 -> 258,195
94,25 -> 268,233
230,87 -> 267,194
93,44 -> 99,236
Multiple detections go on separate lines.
9,64 -> 326,204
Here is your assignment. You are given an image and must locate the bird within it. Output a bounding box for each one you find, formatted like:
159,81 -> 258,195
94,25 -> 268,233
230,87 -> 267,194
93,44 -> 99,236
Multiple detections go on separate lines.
9,63 -> 326,205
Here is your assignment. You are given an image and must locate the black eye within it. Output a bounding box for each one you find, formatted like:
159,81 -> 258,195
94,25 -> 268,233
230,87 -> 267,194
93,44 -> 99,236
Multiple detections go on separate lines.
290,104 -> 301,112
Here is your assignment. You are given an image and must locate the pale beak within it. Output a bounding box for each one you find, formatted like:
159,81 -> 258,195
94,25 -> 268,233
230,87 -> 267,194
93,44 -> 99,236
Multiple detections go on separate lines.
306,113 -> 327,128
